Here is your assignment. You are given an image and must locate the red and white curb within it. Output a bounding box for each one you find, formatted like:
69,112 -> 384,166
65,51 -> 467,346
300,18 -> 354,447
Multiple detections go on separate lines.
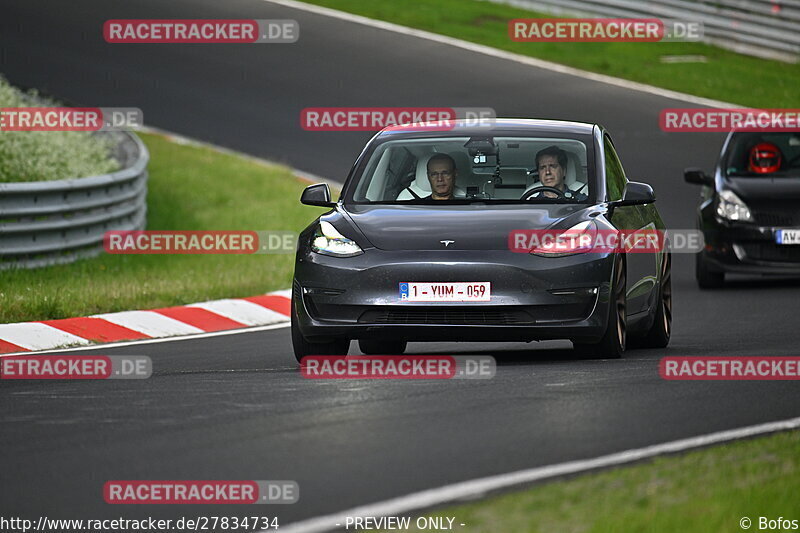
0,290 -> 291,354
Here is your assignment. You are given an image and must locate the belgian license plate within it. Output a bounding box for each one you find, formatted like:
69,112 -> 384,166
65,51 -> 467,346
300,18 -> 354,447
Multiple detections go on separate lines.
399,282 -> 491,302
776,229 -> 800,245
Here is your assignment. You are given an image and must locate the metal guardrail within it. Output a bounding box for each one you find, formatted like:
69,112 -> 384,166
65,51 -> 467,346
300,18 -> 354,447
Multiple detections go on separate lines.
0,131 -> 149,270
496,0 -> 800,63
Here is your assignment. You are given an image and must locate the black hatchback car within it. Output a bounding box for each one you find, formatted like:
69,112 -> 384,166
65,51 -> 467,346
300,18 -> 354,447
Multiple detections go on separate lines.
292,119 -> 671,361
685,131 -> 800,288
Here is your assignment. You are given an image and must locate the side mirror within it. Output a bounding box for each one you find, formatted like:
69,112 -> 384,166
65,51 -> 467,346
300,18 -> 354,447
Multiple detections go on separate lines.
300,183 -> 335,207
622,181 -> 656,204
684,168 -> 713,186
608,181 -> 655,213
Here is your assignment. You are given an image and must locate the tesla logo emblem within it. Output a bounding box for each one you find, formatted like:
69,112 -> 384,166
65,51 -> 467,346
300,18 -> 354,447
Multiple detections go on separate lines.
440,240 -> 455,247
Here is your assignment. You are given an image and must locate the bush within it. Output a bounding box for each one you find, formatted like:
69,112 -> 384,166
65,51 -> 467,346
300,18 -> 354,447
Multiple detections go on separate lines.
0,77 -> 119,183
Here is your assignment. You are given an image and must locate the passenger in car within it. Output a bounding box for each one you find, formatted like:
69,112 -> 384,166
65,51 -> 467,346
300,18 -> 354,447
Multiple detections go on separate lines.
426,153 -> 458,200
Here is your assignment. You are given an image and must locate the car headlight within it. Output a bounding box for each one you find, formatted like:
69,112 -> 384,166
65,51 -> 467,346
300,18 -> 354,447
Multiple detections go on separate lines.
716,190 -> 753,222
531,220 -> 596,257
311,221 -> 363,257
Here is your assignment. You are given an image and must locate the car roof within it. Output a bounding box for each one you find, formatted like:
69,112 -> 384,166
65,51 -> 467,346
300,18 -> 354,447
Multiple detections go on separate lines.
378,118 -> 598,138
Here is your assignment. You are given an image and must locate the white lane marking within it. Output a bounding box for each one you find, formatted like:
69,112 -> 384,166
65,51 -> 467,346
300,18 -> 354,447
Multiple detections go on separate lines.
188,299 -> 288,326
264,0 -> 738,108
0,323 -> 290,357
91,311 -> 204,337
0,323 -> 91,351
274,416 -> 800,533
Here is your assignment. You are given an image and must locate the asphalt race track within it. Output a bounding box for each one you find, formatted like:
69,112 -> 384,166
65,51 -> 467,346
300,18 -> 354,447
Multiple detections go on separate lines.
2,0 -> 799,528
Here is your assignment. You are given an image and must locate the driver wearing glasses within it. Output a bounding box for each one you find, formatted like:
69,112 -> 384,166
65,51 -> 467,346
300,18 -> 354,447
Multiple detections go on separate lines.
426,153 -> 458,200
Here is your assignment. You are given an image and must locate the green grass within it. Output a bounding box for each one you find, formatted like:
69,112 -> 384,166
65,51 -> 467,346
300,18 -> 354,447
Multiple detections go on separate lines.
0,132 -> 323,323
395,430 -> 800,533
0,77 -> 119,182
304,0 -> 800,108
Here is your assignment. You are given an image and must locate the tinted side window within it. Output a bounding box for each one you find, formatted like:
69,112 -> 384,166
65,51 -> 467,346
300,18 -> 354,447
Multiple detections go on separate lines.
604,135 -> 627,201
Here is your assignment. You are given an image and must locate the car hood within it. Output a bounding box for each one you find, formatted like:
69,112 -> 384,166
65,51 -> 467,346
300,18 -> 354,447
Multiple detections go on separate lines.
343,204 -> 592,251
725,176 -> 800,201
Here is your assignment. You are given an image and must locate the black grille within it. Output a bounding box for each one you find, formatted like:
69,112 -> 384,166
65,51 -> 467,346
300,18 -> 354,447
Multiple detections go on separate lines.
739,243 -> 800,263
359,307 -> 534,325
753,212 -> 797,227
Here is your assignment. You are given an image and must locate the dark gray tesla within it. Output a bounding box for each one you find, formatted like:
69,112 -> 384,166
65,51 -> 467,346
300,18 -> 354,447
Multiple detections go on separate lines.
291,119 -> 671,361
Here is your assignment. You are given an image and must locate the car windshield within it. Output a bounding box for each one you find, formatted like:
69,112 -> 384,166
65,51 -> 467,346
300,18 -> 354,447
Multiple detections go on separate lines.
725,132 -> 800,177
346,135 -> 593,204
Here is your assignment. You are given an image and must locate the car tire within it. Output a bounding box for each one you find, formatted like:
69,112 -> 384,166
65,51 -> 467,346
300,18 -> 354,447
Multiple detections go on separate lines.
639,252 -> 671,348
358,339 -> 407,355
696,251 -> 724,289
291,291 -> 350,363
573,255 -> 626,359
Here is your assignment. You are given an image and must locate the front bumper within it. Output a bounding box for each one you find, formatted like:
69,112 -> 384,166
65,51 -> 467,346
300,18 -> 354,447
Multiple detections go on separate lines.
702,222 -> 800,274
293,248 -> 615,343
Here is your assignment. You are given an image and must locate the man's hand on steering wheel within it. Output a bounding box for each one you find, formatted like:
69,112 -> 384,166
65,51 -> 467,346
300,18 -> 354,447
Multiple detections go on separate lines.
520,186 -> 566,200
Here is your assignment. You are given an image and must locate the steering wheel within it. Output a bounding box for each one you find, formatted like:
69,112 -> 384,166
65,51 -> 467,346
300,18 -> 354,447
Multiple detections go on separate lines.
520,186 -> 566,201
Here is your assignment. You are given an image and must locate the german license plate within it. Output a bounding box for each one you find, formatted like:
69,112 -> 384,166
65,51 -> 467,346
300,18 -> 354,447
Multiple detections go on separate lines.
776,229 -> 800,245
399,282 -> 491,302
